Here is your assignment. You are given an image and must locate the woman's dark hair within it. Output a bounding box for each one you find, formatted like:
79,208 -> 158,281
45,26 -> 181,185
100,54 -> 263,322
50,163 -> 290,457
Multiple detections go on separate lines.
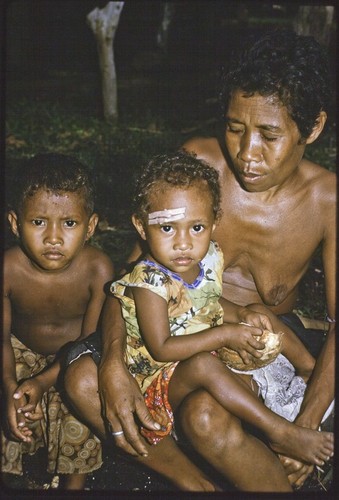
133,151 -> 221,222
11,153 -> 96,215
220,29 -> 331,138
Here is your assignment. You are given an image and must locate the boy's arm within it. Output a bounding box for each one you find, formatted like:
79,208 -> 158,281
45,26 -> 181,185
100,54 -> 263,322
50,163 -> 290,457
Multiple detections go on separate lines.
98,294 -> 161,457
80,251 -> 114,338
2,279 -> 31,441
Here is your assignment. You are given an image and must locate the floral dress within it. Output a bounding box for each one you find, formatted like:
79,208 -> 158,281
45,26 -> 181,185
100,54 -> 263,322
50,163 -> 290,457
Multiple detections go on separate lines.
111,241 -> 224,443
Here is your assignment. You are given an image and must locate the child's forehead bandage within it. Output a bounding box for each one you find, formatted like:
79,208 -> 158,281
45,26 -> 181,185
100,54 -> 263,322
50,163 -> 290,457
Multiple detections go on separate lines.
148,207 -> 186,225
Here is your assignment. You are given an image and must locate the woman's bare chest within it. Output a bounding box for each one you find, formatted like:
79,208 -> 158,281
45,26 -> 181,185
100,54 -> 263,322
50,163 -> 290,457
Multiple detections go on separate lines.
214,205 -> 320,306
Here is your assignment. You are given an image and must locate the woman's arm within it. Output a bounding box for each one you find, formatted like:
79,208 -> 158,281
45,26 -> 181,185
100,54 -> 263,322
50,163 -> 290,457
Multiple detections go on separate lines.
98,294 -> 161,457
295,191 -> 336,429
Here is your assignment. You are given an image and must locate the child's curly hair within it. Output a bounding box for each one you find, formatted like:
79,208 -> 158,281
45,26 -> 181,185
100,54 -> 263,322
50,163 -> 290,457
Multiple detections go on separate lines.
133,151 -> 221,222
11,153 -> 96,215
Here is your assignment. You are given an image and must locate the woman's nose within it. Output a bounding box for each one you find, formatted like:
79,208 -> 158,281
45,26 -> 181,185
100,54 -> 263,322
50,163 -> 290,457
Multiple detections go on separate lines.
238,133 -> 262,163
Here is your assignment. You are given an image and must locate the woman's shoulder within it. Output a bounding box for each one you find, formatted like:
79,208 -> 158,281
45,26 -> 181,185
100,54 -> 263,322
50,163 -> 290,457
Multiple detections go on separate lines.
181,136 -> 226,170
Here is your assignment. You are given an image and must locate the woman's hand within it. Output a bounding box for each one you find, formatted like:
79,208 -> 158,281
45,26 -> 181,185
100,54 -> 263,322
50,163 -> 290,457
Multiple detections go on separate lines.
98,360 -> 161,457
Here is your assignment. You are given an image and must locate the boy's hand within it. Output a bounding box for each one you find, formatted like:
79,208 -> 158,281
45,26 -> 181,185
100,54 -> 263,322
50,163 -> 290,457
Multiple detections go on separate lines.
4,388 -> 33,442
13,378 -> 45,421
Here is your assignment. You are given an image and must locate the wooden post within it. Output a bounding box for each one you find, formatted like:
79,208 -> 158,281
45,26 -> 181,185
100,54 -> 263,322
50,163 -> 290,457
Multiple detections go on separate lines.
87,2 -> 124,122
293,6 -> 335,47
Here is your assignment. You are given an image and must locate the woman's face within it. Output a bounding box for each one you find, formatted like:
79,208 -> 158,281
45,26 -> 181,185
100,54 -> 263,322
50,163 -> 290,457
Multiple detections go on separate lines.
225,90 -> 307,193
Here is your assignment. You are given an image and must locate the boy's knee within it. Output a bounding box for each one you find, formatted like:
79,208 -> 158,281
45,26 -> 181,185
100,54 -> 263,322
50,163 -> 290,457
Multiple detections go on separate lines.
64,355 -> 98,400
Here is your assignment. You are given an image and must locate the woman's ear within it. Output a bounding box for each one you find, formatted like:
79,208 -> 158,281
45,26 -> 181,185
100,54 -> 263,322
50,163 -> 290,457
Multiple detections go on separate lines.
86,213 -> 99,240
132,214 -> 146,240
7,211 -> 20,237
306,111 -> 327,145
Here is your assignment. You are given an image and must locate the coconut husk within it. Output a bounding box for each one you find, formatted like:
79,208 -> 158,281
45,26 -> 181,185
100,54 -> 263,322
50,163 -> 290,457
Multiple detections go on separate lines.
218,329 -> 283,371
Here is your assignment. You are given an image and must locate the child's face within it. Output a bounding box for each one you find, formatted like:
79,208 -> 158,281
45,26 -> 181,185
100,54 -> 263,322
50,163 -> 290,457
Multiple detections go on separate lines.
133,183 -> 216,282
8,188 -> 98,272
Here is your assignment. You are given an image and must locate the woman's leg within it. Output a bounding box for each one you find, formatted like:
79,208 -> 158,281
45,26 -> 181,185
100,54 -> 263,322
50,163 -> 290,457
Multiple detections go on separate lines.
179,389 -> 292,492
168,352 -> 333,465
64,355 -> 216,491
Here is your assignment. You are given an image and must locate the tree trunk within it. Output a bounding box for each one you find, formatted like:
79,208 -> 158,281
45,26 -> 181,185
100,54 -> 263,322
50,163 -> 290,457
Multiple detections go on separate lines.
293,6 -> 335,47
87,2 -> 124,122
156,2 -> 176,53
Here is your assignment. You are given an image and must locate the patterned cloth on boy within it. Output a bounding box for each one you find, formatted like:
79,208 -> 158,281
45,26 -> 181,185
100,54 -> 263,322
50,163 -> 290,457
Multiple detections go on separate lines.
111,240 -> 224,444
1,334 -> 102,476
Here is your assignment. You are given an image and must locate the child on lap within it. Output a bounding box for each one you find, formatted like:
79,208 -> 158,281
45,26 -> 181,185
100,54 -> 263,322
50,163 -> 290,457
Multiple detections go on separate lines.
111,151 -> 333,466
2,153 -> 114,489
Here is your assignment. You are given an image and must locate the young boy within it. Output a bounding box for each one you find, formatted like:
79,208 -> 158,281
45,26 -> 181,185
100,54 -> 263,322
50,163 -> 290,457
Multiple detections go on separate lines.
2,153 -> 114,489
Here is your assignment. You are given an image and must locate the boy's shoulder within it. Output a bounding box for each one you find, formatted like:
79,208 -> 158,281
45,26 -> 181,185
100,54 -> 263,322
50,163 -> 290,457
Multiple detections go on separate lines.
80,243 -> 114,274
4,245 -> 25,267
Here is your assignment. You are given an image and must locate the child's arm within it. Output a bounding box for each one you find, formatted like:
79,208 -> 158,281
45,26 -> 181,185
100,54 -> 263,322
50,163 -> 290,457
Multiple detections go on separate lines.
79,252 -> 115,338
3,284 -> 33,442
132,288 -> 266,362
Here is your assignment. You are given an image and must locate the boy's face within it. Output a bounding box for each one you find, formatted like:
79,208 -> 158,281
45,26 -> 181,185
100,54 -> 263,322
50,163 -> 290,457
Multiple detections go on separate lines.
224,90 -> 307,193
133,183 -> 216,283
8,188 -> 98,272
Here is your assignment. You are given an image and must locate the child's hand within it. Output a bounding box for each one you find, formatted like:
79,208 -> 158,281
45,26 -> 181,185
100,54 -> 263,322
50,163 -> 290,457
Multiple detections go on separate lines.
221,323 -> 266,366
4,387 -> 33,442
13,378 -> 45,423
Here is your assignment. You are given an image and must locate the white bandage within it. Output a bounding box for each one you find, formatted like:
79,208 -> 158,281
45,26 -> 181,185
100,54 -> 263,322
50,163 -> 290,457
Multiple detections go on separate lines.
148,207 -> 186,225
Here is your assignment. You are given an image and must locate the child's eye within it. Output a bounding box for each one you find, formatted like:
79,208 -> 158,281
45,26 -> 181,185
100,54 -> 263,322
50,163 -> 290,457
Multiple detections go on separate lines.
64,220 -> 77,228
32,219 -> 45,226
192,224 -> 204,233
160,225 -> 173,233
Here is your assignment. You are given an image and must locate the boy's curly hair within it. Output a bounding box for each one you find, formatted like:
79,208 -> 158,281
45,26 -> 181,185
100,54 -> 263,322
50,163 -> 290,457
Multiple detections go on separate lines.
220,29 -> 331,139
133,151 -> 221,222
11,153 -> 96,215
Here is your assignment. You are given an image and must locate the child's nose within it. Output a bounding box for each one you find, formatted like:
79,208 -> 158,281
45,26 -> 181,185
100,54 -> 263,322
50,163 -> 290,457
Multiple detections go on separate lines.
44,224 -> 62,245
173,231 -> 192,251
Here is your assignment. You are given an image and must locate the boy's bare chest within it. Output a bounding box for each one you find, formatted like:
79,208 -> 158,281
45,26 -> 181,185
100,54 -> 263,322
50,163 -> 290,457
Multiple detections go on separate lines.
10,270 -> 91,320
